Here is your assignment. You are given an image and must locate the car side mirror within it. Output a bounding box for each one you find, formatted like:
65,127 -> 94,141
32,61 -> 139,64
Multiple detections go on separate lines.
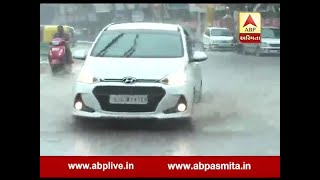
73,49 -> 87,60
191,51 -> 208,62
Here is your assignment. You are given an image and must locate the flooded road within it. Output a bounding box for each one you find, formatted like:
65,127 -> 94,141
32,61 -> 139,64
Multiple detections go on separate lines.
40,50 -> 280,156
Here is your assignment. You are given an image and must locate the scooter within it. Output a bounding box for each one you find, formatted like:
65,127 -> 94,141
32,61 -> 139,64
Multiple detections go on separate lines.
48,38 -> 73,75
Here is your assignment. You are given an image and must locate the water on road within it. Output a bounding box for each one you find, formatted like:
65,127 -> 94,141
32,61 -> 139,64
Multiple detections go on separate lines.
40,50 -> 280,156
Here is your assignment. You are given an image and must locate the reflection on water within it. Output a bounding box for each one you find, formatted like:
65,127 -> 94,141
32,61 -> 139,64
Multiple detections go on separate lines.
73,136 -> 92,155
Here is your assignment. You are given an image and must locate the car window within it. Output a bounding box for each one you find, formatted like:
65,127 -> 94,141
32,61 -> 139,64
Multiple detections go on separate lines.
91,30 -> 184,58
262,28 -> 280,39
210,29 -> 232,36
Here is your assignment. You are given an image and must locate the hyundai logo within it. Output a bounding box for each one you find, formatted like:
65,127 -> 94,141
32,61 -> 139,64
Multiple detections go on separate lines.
122,76 -> 137,84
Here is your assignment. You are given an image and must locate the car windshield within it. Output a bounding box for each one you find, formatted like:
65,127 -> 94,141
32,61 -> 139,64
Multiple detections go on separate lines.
90,30 -> 184,58
210,29 -> 232,36
262,28 -> 280,39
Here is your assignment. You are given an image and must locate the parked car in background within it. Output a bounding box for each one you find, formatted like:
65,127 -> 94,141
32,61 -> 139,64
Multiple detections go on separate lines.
242,26 -> 280,56
202,27 -> 236,51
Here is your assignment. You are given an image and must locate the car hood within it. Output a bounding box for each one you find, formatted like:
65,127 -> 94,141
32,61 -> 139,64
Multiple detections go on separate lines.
82,57 -> 187,80
210,36 -> 234,41
263,38 -> 280,44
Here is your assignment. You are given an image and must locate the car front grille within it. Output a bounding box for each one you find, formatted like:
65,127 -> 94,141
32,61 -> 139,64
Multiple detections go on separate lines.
92,86 -> 166,112
269,44 -> 280,47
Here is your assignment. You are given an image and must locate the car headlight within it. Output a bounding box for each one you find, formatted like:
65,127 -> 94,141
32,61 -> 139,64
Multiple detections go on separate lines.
77,70 -> 99,84
160,70 -> 187,85
261,42 -> 269,47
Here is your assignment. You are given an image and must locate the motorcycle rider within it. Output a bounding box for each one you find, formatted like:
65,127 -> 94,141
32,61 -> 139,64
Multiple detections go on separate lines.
53,25 -> 72,63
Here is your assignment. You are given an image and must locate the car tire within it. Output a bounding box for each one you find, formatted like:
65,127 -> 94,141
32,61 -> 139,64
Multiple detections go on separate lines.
71,115 -> 87,125
189,88 -> 197,116
237,44 -> 243,54
209,45 -> 215,51
184,117 -> 193,123
203,43 -> 209,51
65,64 -> 72,74
255,47 -> 262,57
241,47 -> 247,55
179,117 -> 194,129
195,81 -> 202,104
51,65 -> 58,75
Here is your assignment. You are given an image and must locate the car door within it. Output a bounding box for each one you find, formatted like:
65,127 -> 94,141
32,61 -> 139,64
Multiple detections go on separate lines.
186,32 -> 201,91
202,28 -> 211,49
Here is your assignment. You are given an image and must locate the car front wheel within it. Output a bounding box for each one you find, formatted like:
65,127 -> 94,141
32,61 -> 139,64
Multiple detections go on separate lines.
255,47 -> 262,57
242,47 -> 247,55
195,81 -> 202,104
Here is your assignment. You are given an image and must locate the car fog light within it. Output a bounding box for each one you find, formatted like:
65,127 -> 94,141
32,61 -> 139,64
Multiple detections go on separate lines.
75,101 -> 83,110
177,103 -> 187,112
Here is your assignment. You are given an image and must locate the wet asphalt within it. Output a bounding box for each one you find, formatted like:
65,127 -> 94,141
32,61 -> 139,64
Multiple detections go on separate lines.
40,48 -> 280,156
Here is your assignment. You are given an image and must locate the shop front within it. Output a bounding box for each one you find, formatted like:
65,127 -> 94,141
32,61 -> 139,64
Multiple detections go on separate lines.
40,4 -> 57,25
166,4 -> 191,23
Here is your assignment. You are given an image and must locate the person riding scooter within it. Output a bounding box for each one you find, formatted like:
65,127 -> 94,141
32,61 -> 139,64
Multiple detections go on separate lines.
53,25 -> 72,63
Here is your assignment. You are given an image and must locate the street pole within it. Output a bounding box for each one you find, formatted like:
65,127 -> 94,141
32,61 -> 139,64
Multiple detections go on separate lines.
207,5 -> 213,27
197,11 -> 201,38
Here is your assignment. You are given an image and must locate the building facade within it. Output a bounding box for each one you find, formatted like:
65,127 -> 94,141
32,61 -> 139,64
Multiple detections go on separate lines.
41,4 -> 210,38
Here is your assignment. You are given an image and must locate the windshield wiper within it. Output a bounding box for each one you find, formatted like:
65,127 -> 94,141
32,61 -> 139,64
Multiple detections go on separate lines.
123,34 -> 139,57
96,33 -> 124,57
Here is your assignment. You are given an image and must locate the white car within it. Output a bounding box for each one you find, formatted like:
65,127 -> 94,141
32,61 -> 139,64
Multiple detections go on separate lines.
242,26 -> 280,56
202,27 -> 235,51
72,23 -> 208,122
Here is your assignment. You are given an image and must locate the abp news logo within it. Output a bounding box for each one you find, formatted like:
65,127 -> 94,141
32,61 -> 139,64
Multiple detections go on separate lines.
238,12 -> 261,44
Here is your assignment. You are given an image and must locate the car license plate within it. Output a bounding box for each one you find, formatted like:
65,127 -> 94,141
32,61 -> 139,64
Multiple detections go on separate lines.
270,50 -> 279,53
109,95 -> 148,105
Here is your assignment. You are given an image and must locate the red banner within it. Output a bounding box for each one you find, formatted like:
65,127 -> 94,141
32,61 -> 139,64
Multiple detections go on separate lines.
40,156 -> 280,178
